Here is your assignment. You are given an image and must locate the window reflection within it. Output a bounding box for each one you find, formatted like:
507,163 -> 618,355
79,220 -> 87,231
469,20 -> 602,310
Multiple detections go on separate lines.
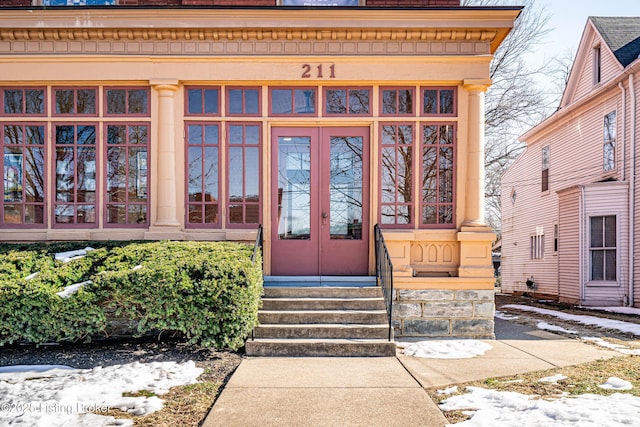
277,137 -> 311,239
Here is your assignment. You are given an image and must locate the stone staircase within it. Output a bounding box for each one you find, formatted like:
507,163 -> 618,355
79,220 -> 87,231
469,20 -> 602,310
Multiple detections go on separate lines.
245,277 -> 396,357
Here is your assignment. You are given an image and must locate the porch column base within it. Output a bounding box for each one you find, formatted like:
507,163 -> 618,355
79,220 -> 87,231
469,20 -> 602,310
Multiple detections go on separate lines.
457,228 -> 496,279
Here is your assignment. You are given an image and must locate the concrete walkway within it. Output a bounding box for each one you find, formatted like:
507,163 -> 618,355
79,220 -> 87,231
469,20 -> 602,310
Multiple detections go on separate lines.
203,319 -> 620,427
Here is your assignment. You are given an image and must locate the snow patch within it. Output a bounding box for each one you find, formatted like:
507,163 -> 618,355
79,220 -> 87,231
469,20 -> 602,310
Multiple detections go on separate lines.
581,336 -> 640,356
54,247 -> 95,263
440,387 -> 640,426
538,374 -> 568,384
502,304 -> 640,336
495,311 -> 519,320
437,386 -> 458,395
537,322 -> 578,334
56,280 -> 92,298
599,377 -> 633,391
580,306 -> 640,316
399,340 -> 493,359
0,361 -> 202,426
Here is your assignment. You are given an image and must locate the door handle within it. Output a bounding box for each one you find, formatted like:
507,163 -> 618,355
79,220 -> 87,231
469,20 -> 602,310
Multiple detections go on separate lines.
322,212 -> 328,225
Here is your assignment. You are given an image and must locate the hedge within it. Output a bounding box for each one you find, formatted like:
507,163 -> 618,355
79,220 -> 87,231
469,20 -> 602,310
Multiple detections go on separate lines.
0,241 -> 263,350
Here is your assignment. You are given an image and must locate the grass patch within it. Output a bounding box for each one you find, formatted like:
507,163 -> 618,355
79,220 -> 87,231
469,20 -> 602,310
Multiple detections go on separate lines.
429,355 -> 640,424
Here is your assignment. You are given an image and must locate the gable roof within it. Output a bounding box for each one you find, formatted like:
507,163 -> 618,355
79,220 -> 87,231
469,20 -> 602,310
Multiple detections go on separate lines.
591,16 -> 640,67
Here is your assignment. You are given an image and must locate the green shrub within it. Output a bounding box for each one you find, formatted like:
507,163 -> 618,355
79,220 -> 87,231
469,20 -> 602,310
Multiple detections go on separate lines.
0,241 -> 263,350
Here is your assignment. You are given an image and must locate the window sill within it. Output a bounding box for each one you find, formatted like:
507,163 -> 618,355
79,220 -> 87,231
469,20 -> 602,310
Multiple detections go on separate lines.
586,280 -> 619,287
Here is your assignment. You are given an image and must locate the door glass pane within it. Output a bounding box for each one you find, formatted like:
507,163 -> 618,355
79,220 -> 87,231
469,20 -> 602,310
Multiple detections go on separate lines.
277,136 -> 311,240
329,136 -> 363,240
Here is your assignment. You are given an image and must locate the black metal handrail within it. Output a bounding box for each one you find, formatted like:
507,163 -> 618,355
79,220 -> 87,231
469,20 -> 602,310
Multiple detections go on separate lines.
252,224 -> 263,266
374,224 -> 393,341
251,224 -> 263,342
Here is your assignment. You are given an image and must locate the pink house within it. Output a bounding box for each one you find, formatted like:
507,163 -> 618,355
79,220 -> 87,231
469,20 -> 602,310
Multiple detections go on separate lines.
501,17 -> 640,307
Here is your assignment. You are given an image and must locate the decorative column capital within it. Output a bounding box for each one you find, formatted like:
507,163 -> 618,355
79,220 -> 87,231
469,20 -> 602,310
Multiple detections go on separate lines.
463,79 -> 492,92
150,80 -> 180,93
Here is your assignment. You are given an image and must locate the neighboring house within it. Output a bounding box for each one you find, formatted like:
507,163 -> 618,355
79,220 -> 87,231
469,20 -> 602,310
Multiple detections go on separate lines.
0,0 -> 520,338
501,17 -> 640,307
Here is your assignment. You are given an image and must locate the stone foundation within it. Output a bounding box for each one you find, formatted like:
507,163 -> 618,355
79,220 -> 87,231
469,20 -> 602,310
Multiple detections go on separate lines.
392,289 -> 495,339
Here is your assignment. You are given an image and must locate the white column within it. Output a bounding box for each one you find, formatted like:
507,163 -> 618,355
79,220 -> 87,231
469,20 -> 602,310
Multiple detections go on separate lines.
152,82 -> 180,228
463,82 -> 490,228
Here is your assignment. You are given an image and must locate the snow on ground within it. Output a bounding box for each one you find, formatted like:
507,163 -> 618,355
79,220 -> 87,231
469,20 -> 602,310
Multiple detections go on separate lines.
536,322 -> 578,335
54,247 -> 95,263
580,337 -> 640,355
399,340 -> 493,359
538,374 -> 568,384
0,361 -> 202,426
599,377 -> 633,391
494,311 -> 519,320
437,386 -> 459,395
440,387 -> 640,427
501,305 -> 640,336
580,306 -> 640,316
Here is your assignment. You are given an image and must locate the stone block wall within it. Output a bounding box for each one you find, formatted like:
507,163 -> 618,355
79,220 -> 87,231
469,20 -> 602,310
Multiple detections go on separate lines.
392,289 -> 494,339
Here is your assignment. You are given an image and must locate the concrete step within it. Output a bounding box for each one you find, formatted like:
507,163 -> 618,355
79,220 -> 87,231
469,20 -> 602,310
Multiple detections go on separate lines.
245,338 -> 397,357
253,323 -> 391,340
264,276 -> 376,288
258,310 -> 389,325
263,286 -> 382,299
261,297 -> 385,311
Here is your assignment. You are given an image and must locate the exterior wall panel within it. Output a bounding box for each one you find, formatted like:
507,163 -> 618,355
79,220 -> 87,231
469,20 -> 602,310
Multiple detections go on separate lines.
557,187 -> 580,303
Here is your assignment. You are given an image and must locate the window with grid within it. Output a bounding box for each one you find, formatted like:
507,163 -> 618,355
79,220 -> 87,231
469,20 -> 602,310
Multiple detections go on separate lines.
421,123 -> 455,227
186,123 -> 220,227
105,87 -> 149,116
421,87 -> 456,116
105,124 -> 149,227
2,123 -> 46,227
226,87 -> 260,116
2,87 -> 45,116
380,124 -> 413,227
54,87 -> 97,116
603,111 -> 616,172
54,124 -> 97,227
380,87 -> 414,116
186,87 -> 220,116
590,215 -> 616,281
324,87 -> 371,116
269,87 -> 316,116
227,124 -> 261,227
541,145 -> 549,192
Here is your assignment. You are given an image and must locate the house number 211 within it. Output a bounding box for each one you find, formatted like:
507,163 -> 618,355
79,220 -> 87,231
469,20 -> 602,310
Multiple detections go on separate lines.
301,64 -> 336,79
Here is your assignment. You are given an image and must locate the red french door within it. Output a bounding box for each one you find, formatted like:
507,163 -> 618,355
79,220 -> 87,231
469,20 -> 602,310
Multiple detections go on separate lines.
271,127 -> 370,276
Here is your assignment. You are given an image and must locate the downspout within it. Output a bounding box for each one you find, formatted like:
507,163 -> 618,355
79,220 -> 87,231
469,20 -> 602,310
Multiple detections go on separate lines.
629,74 -> 637,306
619,81 -> 629,305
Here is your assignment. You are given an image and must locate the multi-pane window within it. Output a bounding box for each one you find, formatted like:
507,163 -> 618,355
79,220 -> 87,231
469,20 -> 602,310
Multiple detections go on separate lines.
2,124 -> 45,226
603,111 -> 616,172
324,87 -> 371,116
227,124 -> 261,227
541,145 -> 549,192
2,88 -> 45,116
227,88 -> 260,116
421,124 -> 455,226
530,234 -> 544,260
186,87 -> 220,116
380,124 -> 413,226
54,124 -> 97,226
269,88 -> 316,116
105,124 -> 149,226
186,123 -> 220,227
105,87 -> 149,116
590,215 -> 616,281
54,88 -> 97,116
422,87 -> 456,116
381,88 -> 414,116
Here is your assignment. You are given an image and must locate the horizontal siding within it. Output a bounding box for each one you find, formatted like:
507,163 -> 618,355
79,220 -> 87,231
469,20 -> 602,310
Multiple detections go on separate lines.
582,183 -> 628,306
502,82 -> 624,301
558,187 -> 580,302
573,31 -> 621,103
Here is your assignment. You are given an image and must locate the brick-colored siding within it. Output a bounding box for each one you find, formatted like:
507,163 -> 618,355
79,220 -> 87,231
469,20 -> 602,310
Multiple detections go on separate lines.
2,0 -> 459,7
